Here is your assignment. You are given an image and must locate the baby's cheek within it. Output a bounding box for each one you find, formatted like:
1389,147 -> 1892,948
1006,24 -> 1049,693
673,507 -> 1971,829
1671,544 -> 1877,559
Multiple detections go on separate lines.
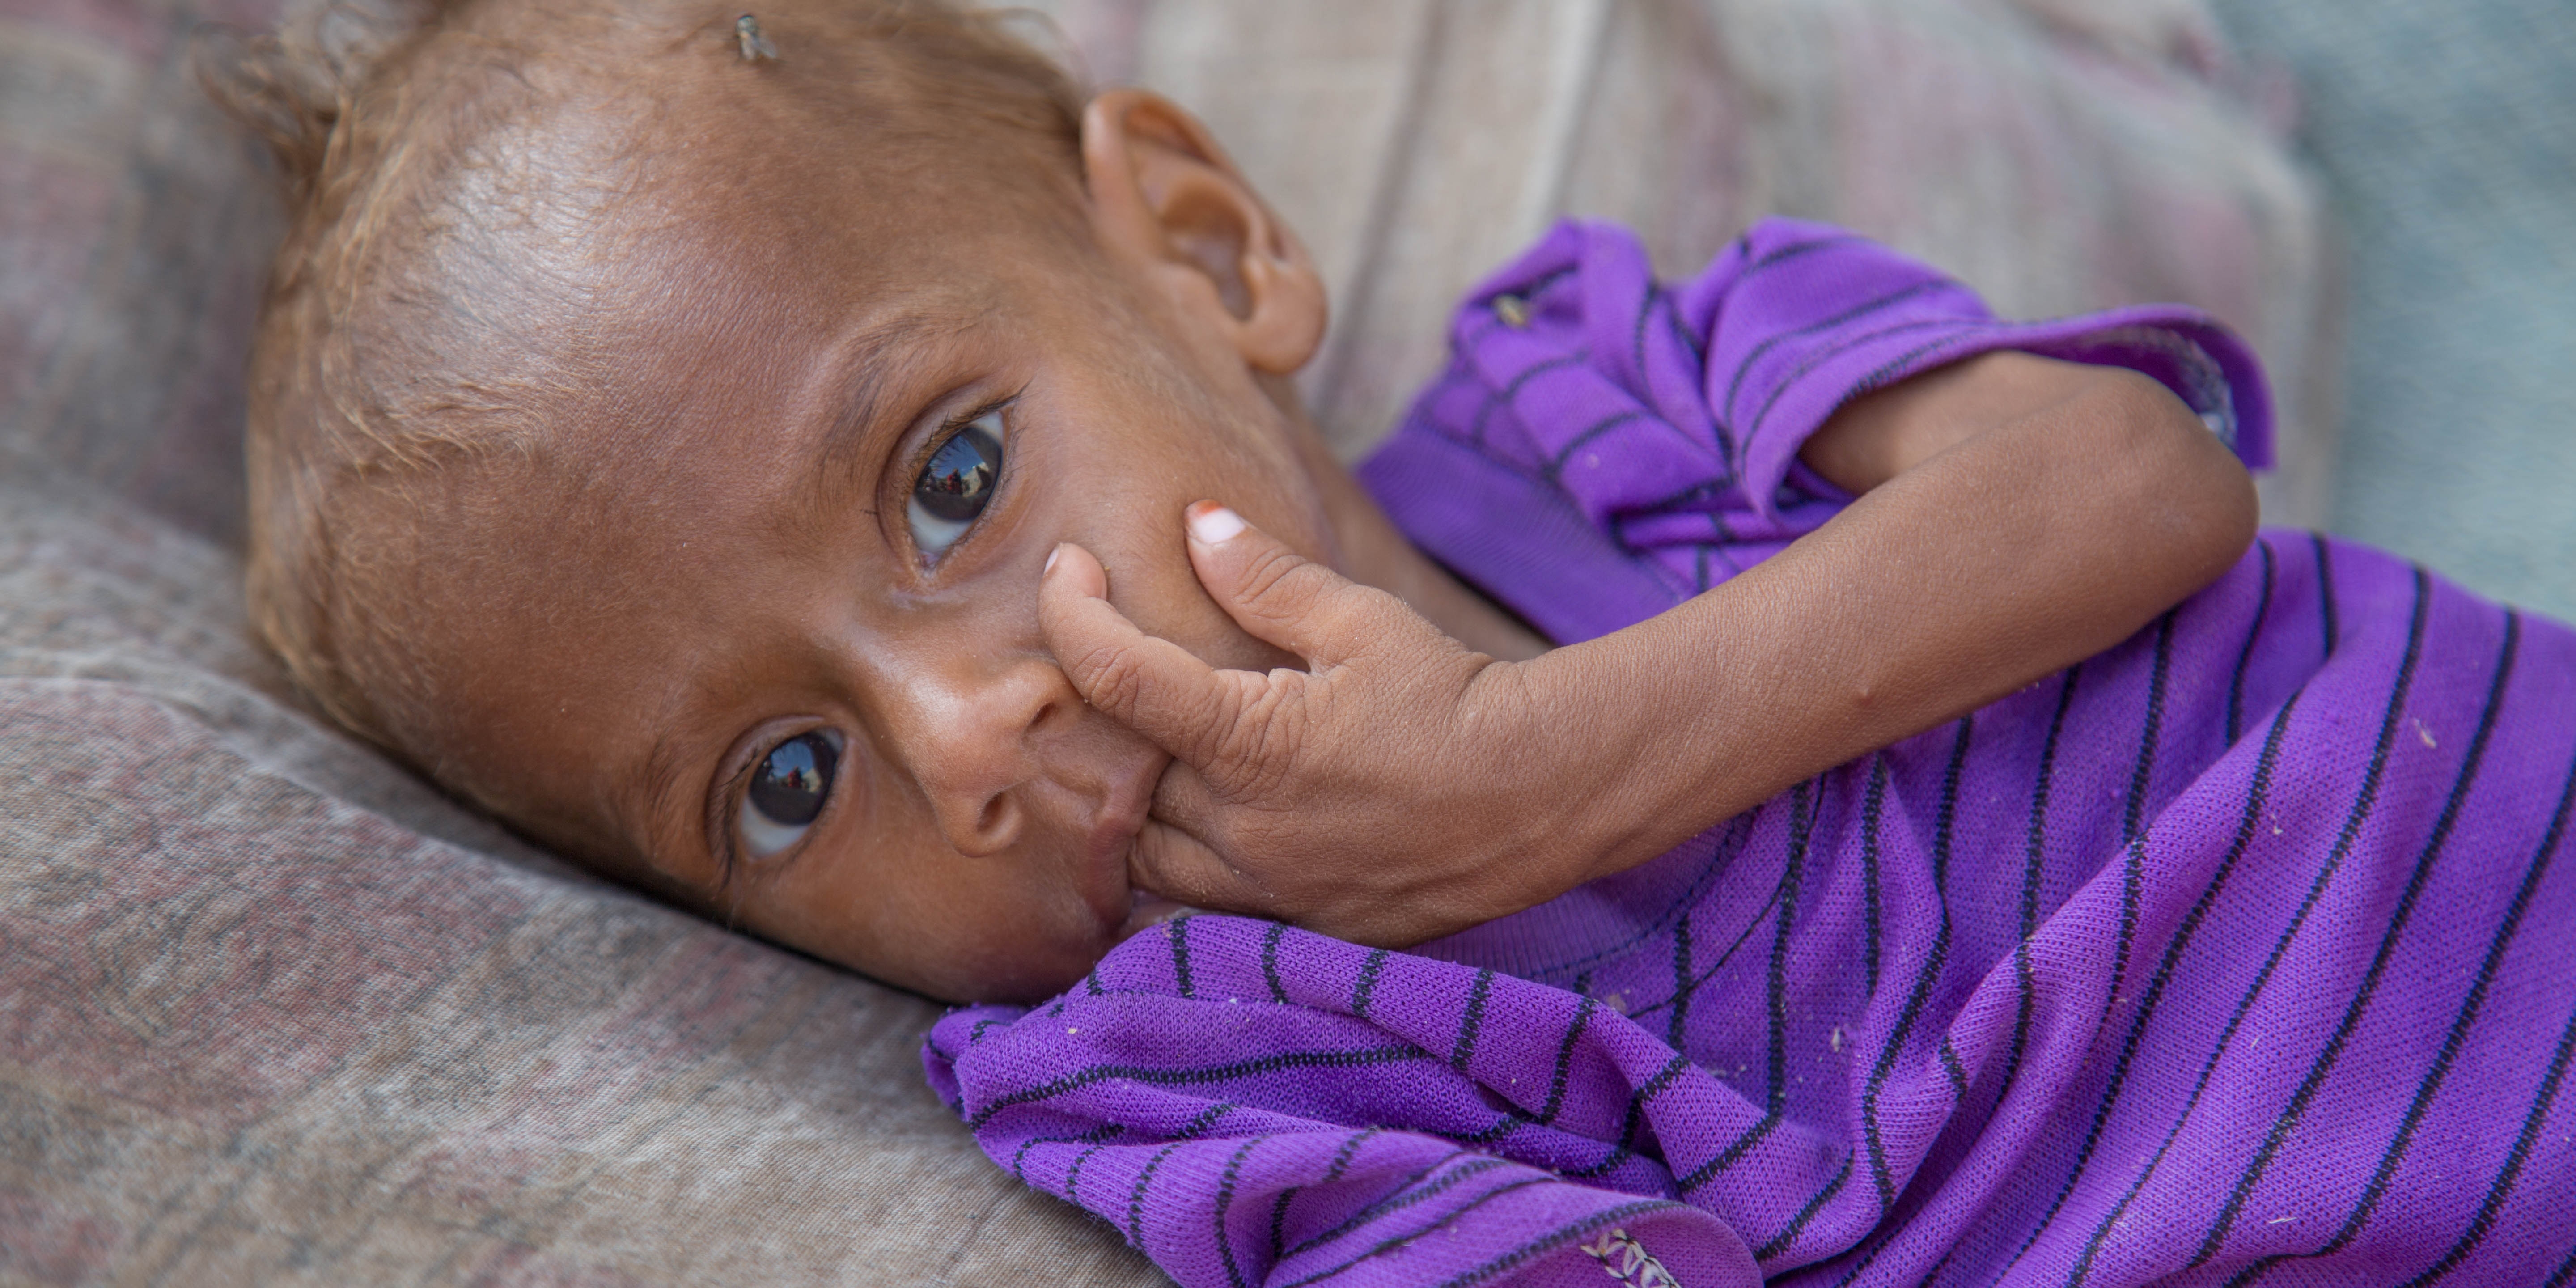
822,849 -> 1103,1004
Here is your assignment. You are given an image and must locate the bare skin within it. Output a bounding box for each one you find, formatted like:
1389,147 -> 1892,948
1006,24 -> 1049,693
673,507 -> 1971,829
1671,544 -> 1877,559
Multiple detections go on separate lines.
1043,352 -> 2257,943
398,63 -> 2255,1002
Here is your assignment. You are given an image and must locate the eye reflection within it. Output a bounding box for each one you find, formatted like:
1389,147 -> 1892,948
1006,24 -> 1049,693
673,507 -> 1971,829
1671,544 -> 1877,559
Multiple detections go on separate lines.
907,411 -> 1003,559
740,729 -> 841,858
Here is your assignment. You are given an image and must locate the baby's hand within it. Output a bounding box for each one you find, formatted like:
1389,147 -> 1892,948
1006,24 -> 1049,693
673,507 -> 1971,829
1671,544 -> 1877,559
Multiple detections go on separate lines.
1038,504 -> 1583,946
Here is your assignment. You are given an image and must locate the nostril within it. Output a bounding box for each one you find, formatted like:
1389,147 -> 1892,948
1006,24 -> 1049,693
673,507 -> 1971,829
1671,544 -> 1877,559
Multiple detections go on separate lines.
976,793 -> 1012,840
1028,692 -> 1073,735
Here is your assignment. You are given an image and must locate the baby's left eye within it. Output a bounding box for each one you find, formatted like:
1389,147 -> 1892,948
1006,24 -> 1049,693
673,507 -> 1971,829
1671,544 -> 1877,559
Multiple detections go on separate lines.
738,729 -> 842,859
907,411 -> 1004,560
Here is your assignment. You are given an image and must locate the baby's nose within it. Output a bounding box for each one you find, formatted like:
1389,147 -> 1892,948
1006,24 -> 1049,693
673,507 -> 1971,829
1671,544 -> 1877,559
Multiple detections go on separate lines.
900,651 -> 1097,858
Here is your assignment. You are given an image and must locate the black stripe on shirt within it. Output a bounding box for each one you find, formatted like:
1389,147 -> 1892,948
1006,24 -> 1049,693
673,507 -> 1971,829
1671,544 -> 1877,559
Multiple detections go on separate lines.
1065,1137 -> 1114,1208
1352,948 -> 1391,1019
1214,1134 -> 1270,1288
1626,869 -> 1784,1024
2190,569 -> 2471,1268
2313,531 -> 2339,658
1860,719 -> 1975,1213
1630,288 -> 1658,401
1467,352 -> 1589,448
1678,781 -> 1818,1189
1453,969 -> 1496,1072
1738,317 -> 1976,456
1720,277 -> 1955,428
1125,1141 -> 1183,1247
1282,1154 -> 1507,1262
1537,996 -> 1598,1126
1666,909 -> 1695,1051
1011,1123 -> 1122,1182
1263,922 -> 1289,1003
1277,1175 -> 1565,1288
1179,1102 -> 1237,1141
1666,290 -> 1709,366
1990,620 -> 2172,1275
1757,1157 -> 1856,1263
2228,538 -> 2279,744
969,1046 -> 1436,1128
1614,1053 -> 1694,1156
1563,1142 -> 1639,1181
2392,733 -> 2576,1288
1264,1127 -> 1385,1260
1990,669 -> 2084,1112
1457,1111 -> 1525,1148
2123,613 -> 2178,843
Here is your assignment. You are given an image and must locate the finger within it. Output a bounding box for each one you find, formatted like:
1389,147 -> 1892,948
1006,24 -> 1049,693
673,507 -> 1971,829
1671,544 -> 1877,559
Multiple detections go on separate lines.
1183,502 -> 1439,668
1130,818 -> 1272,916
1145,756 -> 1224,839
1039,542 -> 1253,767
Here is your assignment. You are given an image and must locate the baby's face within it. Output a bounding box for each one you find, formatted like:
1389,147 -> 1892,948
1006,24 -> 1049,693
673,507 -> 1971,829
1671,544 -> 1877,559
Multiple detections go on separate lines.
418,100 -> 1335,1001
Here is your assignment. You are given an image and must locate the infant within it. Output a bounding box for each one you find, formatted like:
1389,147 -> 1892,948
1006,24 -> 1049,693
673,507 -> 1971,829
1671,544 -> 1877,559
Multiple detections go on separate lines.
228,2 -> 2576,1283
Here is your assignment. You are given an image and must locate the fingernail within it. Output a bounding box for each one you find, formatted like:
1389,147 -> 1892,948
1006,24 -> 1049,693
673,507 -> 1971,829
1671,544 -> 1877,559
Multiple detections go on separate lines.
1045,546 -> 1061,574
1186,502 -> 1246,545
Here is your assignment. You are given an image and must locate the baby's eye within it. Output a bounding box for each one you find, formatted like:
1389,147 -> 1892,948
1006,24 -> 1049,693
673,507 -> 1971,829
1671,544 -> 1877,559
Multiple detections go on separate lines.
907,411 -> 1004,560
739,730 -> 842,859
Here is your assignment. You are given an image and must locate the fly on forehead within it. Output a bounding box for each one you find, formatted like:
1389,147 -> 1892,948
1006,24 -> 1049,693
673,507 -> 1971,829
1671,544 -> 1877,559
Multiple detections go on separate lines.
735,13 -> 779,62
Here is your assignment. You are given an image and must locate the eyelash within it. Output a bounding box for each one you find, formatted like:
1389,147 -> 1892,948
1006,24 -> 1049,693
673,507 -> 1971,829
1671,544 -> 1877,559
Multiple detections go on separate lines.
709,750 -> 764,890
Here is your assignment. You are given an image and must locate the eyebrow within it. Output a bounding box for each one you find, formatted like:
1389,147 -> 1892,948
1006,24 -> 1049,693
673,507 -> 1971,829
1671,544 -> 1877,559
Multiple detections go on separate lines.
793,303 -> 996,530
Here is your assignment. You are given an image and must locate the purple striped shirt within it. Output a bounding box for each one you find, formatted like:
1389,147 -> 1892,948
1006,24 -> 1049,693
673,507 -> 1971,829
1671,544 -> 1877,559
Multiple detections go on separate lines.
926,219 -> 2576,1287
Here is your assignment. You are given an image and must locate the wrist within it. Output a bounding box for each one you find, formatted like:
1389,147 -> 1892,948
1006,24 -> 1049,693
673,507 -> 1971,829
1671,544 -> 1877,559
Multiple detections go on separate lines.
1483,642 -> 1646,890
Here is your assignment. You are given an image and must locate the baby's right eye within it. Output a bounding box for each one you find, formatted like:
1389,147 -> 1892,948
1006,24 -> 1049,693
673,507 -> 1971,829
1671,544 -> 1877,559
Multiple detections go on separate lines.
738,730 -> 842,859
907,411 -> 1004,561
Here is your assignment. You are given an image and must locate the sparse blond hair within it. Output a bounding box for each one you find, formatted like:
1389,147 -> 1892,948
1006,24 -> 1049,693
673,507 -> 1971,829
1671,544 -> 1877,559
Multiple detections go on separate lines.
203,0 -> 1088,773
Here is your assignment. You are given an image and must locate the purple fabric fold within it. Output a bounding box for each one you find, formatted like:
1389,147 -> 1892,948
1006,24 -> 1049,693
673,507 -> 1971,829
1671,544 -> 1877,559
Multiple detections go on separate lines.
928,220 -> 2576,1286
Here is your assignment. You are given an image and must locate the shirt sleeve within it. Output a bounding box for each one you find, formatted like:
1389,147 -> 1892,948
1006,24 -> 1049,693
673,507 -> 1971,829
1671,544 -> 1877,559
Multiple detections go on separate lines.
1674,218 -> 2275,522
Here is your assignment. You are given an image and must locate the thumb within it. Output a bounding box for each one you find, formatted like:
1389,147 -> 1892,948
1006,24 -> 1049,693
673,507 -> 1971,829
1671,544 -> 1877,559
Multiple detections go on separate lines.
1182,502 -> 1427,668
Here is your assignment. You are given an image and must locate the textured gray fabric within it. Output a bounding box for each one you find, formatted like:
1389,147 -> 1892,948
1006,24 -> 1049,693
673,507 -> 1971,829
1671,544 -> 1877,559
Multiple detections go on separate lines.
0,0 -> 281,547
2211,0 -> 2576,619
0,482 -> 1164,1286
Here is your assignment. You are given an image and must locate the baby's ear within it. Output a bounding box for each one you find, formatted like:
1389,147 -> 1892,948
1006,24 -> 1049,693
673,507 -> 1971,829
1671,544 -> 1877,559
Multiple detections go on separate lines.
1080,89 -> 1326,376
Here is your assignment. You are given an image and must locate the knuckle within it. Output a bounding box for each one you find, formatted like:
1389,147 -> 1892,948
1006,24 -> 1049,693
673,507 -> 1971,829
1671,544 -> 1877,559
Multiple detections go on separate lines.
1071,640 -> 1149,713
1229,543 -> 1308,601
1222,691 -> 1307,798
1233,547 -> 1346,624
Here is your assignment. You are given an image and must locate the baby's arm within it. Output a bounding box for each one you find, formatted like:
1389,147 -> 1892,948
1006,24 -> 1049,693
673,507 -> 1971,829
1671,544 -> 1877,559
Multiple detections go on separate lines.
1039,351 -> 2256,945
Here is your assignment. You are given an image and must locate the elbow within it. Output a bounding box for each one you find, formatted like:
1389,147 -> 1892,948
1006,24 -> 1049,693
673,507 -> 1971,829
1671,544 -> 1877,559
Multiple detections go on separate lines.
2083,368 -> 2261,599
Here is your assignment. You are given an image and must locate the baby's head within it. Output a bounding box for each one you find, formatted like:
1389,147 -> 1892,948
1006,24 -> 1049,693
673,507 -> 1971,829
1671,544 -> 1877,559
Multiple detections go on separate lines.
228,0 -> 1345,1000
